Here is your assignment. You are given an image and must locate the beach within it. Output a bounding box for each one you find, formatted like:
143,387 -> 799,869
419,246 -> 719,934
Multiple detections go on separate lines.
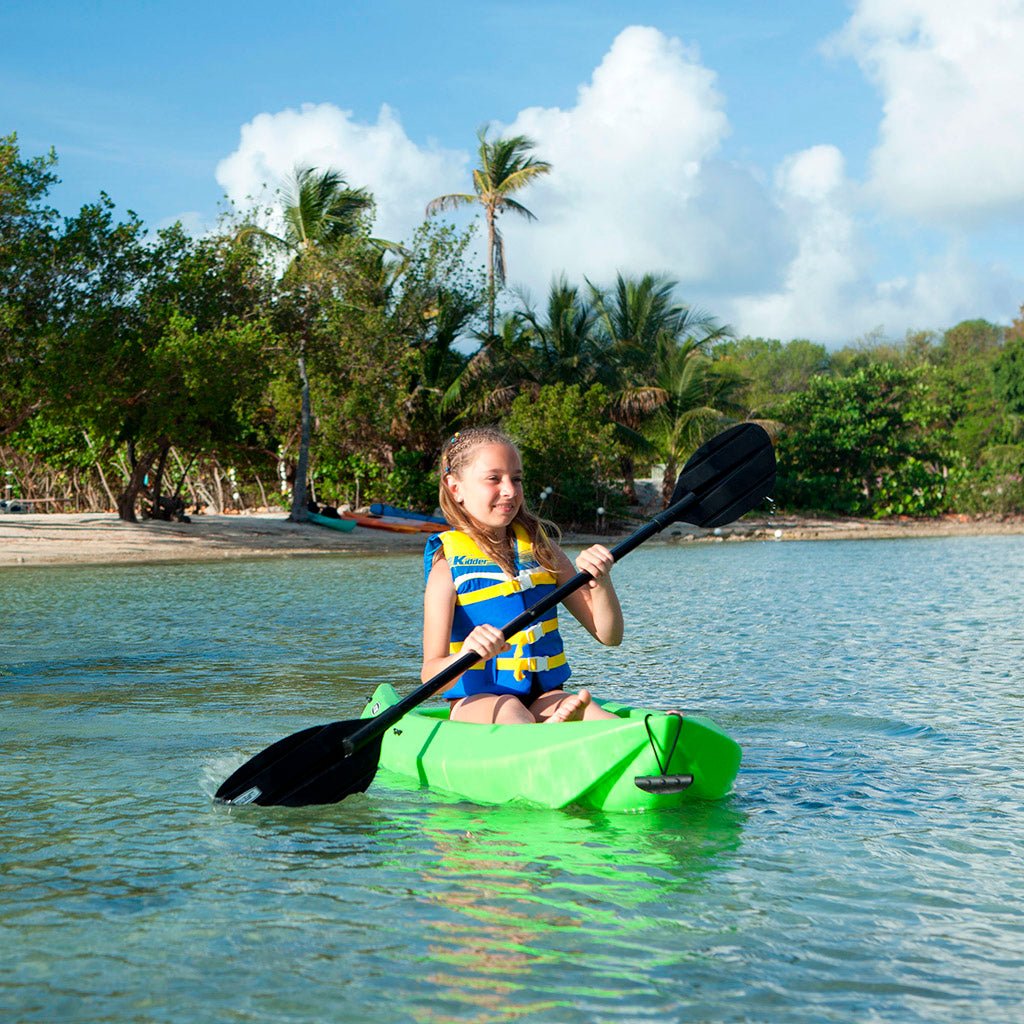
2,510 -> 1023,569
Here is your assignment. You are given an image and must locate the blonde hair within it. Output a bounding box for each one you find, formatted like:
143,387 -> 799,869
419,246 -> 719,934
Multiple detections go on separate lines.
438,426 -> 559,576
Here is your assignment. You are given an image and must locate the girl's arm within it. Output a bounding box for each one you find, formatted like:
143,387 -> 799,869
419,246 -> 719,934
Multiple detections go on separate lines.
556,543 -> 624,646
421,556 -> 509,692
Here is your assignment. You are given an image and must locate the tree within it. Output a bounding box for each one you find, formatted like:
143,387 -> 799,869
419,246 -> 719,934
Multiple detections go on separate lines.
774,362 -> 953,517
310,220 -> 485,489
238,165 -> 377,520
993,336 -> 1024,419
503,383 -> 622,527
52,224 -> 274,521
589,272 -> 731,500
1,135 -> 63,436
514,276 -> 607,388
939,318 -> 1004,365
640,337 -> 747,505
712,336 -> 830,416
426,127 -> 551,339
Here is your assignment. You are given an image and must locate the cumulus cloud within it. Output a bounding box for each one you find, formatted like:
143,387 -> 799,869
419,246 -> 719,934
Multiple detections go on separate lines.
829,0 -> 1024,224
215,27 -> 785,303
730,146 -> 865,340
499,26 -> 790,301
731,142 -> 1022,343
215,102 -> 466,245
214,18 -> 1024,346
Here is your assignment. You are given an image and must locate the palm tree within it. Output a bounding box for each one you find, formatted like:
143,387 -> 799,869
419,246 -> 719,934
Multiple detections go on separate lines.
588,272 -> 732,502
426,127 -> 551,339
238,165 -> 376,521
638,336 -> 747,505
516,276 -> 607,387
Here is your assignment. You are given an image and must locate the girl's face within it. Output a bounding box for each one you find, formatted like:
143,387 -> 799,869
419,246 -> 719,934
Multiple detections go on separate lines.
448,442 -> 524,536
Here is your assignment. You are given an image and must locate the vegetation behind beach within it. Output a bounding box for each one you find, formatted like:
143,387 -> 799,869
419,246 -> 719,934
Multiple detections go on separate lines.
3,133 -> 1024,526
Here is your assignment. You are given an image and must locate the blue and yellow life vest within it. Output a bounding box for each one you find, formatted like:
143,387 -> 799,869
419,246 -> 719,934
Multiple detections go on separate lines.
423,525 -> 572,700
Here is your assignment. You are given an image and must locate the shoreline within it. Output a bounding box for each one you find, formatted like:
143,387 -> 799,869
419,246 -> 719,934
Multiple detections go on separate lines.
2,510 -> 1023,569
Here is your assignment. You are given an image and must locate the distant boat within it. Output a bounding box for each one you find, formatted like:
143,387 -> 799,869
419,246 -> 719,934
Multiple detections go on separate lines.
307,510 -> 357,533
369,502 -> 447,526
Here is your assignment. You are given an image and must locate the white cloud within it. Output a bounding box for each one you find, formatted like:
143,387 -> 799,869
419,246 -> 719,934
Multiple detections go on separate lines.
499,26 -> 787,297
215,102 -> 466,246
829,0 -> 1024,224
730,146 -> 866,340
213,20 -> 1024,347
730,143 -> 1022,343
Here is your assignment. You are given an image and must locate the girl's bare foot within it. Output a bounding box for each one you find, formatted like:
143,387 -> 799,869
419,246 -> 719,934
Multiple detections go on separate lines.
545,688 -> 592,723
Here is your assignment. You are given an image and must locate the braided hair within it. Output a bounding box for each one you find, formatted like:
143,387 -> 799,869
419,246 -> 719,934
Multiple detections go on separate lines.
438,426 -> 559,577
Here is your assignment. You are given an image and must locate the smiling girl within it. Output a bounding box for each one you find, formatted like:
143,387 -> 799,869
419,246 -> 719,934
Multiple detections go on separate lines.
421,427 -> 623,724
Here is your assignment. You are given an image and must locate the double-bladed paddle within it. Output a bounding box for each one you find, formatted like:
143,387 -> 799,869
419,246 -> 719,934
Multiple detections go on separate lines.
215,421 -> 776,808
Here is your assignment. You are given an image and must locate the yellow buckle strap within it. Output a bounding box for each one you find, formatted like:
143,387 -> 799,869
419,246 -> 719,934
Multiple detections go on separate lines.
507,617 -> 559,660
456,569 -> 557,606
495,652 -> 568,682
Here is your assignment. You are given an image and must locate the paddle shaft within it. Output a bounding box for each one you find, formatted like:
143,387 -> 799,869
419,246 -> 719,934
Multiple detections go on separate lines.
340,491 -> 697,757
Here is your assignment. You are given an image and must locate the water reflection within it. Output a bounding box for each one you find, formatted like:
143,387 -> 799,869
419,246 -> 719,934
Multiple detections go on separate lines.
406,800 -> 744,1023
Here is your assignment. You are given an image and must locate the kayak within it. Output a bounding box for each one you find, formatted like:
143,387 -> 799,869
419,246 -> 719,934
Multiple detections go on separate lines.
341,511 -> 442,534
359,683 -> 742,812
370,502 -> 447,526
307,510 -> 357,532
340,512 -> 422,533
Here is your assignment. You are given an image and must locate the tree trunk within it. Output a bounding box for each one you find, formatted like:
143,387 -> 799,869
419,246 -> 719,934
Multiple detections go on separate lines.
147,442 -> 171,518
116,445 -> 157,523
485,208 -> 496,340
289,348 -> 312,522
619,454 -> 637,505
662,459 -> 678,508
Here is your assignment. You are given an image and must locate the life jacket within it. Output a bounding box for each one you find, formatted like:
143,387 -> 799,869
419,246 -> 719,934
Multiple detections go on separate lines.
423,524 -> 571,700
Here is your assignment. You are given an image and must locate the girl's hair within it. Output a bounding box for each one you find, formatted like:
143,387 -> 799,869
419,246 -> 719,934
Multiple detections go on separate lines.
438,426 -> 559,576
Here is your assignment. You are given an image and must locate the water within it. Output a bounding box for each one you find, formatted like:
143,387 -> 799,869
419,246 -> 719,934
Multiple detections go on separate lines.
2,537 -> 1023,1023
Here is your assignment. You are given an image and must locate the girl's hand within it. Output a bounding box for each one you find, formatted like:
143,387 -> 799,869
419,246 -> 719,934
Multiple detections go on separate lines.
575,544 -> 615,589
463,624 -> 510,661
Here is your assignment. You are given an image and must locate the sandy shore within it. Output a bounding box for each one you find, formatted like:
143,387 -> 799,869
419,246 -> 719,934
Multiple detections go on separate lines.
1,509 -> 1023,569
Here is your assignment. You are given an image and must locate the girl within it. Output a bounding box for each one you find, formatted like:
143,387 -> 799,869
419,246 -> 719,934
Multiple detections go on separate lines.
422,426 -> 623,724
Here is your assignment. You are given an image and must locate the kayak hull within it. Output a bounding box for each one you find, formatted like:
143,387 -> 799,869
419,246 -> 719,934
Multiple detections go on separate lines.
307,511 -> 357,532
340,512 -> 425,533
360,683 -> 741,812
369,502 -> 447,526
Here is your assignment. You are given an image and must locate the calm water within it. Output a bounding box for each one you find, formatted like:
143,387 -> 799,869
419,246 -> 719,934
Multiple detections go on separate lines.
2,537 -> 1023,1023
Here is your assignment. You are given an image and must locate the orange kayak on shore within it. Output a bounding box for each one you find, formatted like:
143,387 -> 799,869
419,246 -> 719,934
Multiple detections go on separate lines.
340,512 -> 427,534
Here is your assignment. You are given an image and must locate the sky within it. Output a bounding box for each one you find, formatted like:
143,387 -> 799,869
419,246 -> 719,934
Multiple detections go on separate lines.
4,0 -> 1024,347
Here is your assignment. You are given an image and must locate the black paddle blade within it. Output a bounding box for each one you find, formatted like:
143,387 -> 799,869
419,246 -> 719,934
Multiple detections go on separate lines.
669,422 -> 776,528
215,719 -> 382,807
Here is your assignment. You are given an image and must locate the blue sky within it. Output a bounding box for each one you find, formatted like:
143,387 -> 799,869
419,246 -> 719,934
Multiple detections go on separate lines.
4,0 -> 1023,345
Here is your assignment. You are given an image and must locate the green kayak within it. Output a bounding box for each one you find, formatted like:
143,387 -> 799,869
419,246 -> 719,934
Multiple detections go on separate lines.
359,683 -> 742,812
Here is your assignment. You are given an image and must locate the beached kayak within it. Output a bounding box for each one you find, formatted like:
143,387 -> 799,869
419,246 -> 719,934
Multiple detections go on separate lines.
307,510 -> 357,532
341,511 -> 441,533
359,683 -> 742,812
369,502 -> 447,526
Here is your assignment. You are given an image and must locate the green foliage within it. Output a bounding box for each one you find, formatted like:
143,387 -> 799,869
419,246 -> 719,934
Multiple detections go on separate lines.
774,362 -> 954,517
503,384 -> 624,527
939,318 -> 1004,365
7,138 -> 1024,522
993,337 -> 1024,417
713,336 -> 830,415
312,449 -> 438,511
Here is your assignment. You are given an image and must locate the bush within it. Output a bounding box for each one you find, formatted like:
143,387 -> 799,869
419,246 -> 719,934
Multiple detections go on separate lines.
503,383 -> 625,528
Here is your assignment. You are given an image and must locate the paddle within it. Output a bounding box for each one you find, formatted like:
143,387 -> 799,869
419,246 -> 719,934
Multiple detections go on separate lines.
215,421 -> 776,807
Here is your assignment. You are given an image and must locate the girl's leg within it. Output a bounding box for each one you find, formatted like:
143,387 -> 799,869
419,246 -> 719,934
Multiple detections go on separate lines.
449,693 -> 536,724
531,689 -> 619,723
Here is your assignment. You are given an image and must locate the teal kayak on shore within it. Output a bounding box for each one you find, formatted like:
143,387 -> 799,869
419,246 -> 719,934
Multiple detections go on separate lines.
360,683 -> 742,812
307,510 -> 357,532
